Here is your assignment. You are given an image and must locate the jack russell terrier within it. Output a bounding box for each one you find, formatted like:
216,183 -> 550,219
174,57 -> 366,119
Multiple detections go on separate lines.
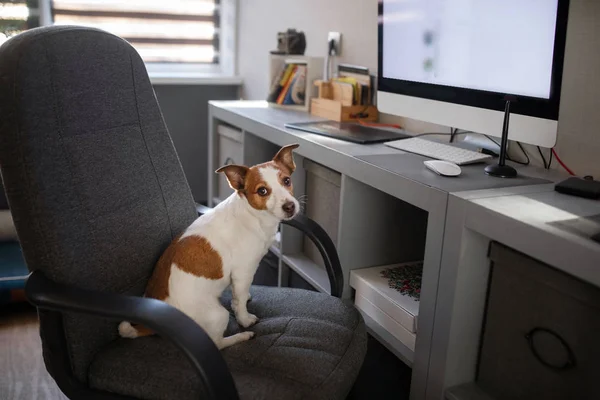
118,144 -> 301,349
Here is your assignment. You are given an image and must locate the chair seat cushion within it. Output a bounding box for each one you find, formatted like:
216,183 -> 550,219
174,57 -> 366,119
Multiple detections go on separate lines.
88,286 -> 367,400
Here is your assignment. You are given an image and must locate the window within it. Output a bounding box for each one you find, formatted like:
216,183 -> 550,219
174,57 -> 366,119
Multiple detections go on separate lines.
0,1 -> 40,41
0,0 -> 236,76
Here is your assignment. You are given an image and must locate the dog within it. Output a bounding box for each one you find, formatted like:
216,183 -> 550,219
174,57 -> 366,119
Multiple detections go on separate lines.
118,144 -> 301,349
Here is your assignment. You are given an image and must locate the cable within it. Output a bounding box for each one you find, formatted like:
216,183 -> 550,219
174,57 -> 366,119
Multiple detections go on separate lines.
548,148 -> 553,168
449,127 -> 458,143
537,146 -> 548,169
415,130 -> 473,138
483,134 -> 500,147
483,135 -> 530,166
516,142 -> 530,166
551,148 -> 575,175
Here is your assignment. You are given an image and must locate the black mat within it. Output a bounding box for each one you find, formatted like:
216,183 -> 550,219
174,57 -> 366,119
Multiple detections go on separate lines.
285,121 -> 410,144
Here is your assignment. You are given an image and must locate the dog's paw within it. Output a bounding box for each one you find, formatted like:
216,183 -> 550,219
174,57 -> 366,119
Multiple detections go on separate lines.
241,331 -> 256,340
237,313 -> 259,328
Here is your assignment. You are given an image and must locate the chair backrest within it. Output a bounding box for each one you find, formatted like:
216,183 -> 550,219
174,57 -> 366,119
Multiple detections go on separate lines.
0,26 -> 197,383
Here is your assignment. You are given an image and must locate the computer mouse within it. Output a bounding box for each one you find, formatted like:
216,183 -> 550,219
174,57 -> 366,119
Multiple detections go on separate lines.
424,160 -> 462,177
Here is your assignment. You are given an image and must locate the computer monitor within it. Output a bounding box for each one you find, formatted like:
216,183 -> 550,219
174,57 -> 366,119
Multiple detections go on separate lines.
377,0 -> 570,147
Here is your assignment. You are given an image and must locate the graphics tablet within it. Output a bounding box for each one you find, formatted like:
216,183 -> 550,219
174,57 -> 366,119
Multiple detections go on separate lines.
284,121 -> 410,144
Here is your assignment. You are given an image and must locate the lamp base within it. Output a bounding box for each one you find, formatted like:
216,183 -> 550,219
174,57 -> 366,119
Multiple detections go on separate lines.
485,163 -> 517,178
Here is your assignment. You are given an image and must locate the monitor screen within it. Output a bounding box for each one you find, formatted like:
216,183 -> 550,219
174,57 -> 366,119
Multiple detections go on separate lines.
382,0 -> 559,100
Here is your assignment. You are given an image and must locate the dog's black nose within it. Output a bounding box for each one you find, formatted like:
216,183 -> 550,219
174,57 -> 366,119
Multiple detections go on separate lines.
282,201 -> 296,215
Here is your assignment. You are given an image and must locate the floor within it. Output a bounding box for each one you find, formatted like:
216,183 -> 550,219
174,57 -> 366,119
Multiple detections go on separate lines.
0,303 -> 67,400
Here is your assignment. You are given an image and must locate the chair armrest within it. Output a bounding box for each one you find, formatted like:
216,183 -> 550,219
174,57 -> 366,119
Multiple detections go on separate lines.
197,205 -> 343,298
282,214 -> 343,298
25,270 -> 239,400
196,203 -> 213,216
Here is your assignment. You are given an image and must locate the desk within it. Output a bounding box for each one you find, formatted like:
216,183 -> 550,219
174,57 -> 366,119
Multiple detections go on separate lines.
437,186 -> 600,399
207,101 -> 598,400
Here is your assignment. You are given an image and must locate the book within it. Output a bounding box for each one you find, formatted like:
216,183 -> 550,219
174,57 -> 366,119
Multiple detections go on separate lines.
267,63 -> 296,103
282,65 -> 307,105
276,65 -> 298,104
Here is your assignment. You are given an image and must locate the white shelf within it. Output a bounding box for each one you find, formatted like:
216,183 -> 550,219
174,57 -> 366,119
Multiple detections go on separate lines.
355,293 -> 416,351
350,263 -> 423,362
268,55 -> 324,112
269,231 -> 282,257
360,312 -> 414,367
282,253 -> 330,294
269,245 -> 280,257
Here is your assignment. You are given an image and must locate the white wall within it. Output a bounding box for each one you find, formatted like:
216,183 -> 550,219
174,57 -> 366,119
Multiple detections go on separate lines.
238,0 -> 600,177
238,0 -> 378,101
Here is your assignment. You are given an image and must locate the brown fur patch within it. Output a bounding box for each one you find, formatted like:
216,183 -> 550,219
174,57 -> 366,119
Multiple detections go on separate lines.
216,164 -> 248,191
145,235 -> 181,301
145,235 -> 223,302
242,164 -> 271,210
173,235 -> 224,279
130,324 -> 154,337
273,144 -> 299,172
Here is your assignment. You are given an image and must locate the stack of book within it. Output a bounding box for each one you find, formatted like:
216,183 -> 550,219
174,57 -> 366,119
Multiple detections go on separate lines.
267,61 -> 307,106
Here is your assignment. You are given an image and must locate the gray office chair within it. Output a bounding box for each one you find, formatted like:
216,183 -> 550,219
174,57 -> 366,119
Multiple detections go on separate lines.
0,26 -> 367,400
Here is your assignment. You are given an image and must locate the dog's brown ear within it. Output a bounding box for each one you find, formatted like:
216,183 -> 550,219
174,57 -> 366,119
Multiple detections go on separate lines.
273,143 -> 300,173
216,164 -> 249,191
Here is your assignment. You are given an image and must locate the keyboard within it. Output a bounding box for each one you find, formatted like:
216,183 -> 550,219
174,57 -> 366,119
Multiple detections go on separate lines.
385,137 -> 493,165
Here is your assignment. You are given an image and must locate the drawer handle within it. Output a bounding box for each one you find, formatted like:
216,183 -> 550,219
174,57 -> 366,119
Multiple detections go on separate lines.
224,157 -> 235,165
525,327 -> 576,371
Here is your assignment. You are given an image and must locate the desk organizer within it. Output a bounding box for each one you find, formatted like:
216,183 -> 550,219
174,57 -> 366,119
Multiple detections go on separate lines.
310,80 -> 378,122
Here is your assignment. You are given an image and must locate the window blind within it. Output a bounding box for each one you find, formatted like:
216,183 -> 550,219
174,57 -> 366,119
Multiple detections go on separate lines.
0,0 -> 40,40
51,0 -> 219,64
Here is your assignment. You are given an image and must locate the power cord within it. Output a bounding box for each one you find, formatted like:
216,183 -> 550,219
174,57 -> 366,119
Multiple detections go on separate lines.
449,127 -> 458,143
552,148 -> 575,175
537,146 -> 548,169
516,142 -> 531,166
324,39 -> 336,81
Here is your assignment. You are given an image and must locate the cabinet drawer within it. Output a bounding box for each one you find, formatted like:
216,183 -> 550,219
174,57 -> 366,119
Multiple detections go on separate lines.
302,159 -> 341,268
217,125 -> 243,201
478,242 -> 600,400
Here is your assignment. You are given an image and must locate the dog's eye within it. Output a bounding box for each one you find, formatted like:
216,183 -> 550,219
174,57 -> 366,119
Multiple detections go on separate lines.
257,187 -> 268,196
283,177 -> 291,186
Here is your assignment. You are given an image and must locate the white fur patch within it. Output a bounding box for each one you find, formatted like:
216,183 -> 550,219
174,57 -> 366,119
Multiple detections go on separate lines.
118,321 -> 138,338
259,166 -> 299,220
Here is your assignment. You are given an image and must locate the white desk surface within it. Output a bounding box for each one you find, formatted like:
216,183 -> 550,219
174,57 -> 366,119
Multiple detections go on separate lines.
463,188 -> 600,287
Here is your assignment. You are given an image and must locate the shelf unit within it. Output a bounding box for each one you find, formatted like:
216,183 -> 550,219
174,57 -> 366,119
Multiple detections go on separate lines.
208,122 -> 429,362
267,54 -> 324,112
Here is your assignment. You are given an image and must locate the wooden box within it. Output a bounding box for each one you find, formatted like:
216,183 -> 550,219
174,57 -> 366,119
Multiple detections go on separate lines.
310,80 -> 378,122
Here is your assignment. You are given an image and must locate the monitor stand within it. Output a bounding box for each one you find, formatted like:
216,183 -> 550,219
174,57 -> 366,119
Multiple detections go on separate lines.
485,97 -> 517,178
